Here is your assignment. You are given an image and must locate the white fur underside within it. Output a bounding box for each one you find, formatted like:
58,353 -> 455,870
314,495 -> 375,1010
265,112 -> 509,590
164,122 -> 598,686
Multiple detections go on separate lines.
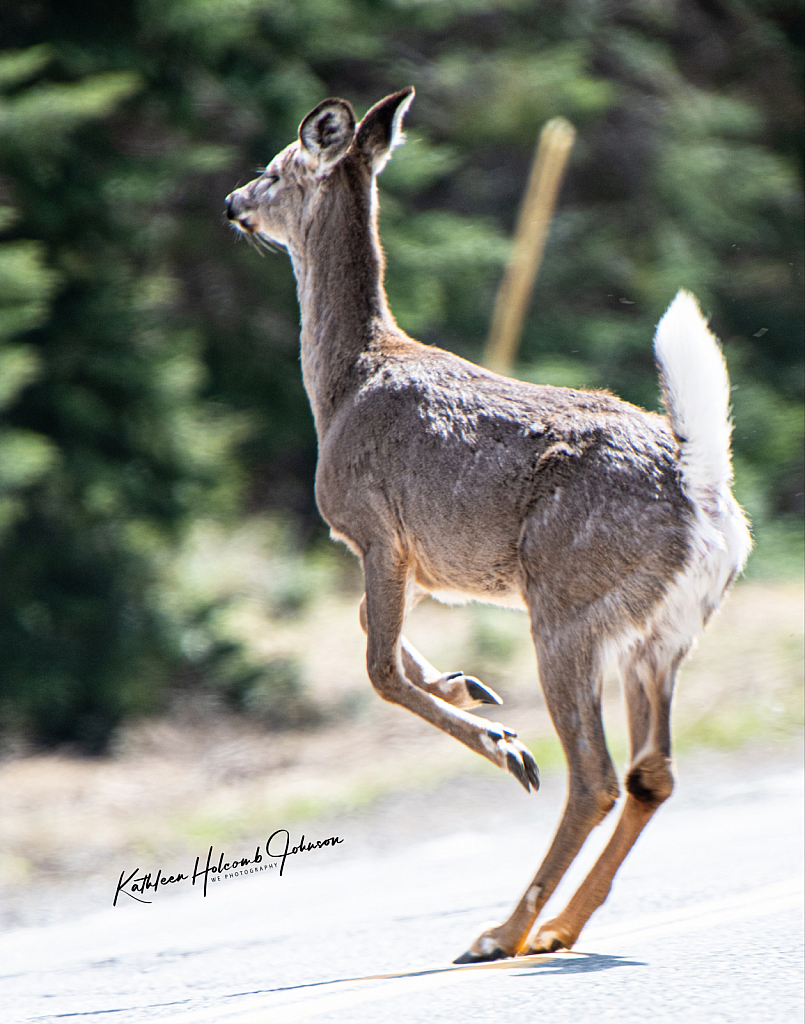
429,587 -> 527,611
607,489 -> 751,690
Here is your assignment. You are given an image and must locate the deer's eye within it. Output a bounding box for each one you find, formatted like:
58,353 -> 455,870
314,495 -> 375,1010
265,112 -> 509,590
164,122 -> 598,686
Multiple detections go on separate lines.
263,173 -> 280,188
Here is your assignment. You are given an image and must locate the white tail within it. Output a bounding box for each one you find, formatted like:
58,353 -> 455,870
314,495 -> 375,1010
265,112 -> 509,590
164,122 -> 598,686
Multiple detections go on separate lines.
654,290 -> 734,496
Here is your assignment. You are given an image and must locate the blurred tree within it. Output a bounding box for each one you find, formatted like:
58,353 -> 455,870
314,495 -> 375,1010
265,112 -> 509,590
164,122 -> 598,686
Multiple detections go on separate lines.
0,0 -> 801,748
0,32 -> 242,749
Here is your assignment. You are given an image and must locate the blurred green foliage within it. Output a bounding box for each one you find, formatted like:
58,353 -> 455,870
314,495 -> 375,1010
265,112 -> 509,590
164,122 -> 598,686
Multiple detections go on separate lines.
0,0 -> 802,749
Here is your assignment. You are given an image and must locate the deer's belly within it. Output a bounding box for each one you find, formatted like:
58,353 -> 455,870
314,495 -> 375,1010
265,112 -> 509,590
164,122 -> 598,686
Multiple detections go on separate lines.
426,585 -> 527,611
409,540 -> 527,612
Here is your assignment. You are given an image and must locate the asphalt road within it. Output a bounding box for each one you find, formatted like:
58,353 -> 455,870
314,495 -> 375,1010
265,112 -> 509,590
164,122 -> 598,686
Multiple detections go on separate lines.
2,751 -> 802,1024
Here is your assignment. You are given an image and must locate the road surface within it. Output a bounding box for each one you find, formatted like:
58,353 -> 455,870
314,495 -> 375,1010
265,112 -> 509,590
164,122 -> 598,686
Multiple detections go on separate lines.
1,751 -> 802,1023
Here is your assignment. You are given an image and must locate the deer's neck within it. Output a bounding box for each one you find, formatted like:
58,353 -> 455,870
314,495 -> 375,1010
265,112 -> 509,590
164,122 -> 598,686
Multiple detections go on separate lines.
291,176 -> 396,437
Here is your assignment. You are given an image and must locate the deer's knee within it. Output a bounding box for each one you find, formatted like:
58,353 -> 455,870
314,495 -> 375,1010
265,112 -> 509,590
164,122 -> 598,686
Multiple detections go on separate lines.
366,655 -> 404,703
595,782 -> 620,818
569,768 -> 620,825
626,752 -> 674,808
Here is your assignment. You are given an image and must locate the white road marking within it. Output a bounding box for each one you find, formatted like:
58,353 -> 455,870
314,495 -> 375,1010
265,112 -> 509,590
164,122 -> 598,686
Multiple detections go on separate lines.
172,876 -> 804,1024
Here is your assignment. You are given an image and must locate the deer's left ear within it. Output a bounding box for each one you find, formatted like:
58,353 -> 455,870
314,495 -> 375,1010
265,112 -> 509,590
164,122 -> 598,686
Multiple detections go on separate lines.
356,87 -> 415,174
299,98 -> 356,175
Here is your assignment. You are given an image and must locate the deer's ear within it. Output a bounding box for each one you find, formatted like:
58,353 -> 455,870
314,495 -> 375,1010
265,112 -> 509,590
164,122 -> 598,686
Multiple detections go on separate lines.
299,98 -> 356,174
355,87 -> 415,174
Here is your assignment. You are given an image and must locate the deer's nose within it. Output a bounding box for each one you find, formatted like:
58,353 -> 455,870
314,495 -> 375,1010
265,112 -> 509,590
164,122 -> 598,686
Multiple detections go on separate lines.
225,188 -> 257,232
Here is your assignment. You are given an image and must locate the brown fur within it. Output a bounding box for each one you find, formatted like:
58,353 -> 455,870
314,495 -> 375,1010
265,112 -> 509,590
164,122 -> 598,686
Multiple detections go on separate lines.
225,89 -> 742,962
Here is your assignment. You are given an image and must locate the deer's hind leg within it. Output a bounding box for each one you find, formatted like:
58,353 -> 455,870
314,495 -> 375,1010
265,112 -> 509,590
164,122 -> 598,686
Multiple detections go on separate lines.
524,639 -> 683,954
358,593 -> 502,710
456,625 -> 620,963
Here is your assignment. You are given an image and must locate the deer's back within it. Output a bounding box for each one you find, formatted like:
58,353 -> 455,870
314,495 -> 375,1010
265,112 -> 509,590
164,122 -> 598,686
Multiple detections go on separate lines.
316,340 -> 692,612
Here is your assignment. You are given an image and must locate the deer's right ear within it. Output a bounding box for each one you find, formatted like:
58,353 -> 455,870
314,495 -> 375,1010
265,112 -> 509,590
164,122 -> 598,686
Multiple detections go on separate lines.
356,87 -> 415,174
299,99 -> 356,175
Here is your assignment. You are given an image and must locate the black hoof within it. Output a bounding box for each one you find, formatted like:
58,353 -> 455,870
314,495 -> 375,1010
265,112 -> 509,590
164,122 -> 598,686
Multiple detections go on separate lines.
465,677 -> 503,706
505,749 -> 531,793
453,945 -> 509,964
525,936 -> 568,956
486,724 -> 515,742
523,751 -> 540,791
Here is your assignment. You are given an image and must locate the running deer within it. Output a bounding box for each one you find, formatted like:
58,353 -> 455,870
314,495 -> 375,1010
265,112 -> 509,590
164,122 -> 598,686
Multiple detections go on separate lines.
225,88 -> 751,962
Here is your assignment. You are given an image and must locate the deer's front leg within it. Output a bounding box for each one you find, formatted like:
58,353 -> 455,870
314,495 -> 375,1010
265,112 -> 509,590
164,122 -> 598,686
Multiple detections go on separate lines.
358,594 -> 501,710
361,548 -> 538,792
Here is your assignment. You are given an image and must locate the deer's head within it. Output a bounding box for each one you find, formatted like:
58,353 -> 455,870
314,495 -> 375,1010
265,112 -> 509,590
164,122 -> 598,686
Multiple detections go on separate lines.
225,87 -> 414,257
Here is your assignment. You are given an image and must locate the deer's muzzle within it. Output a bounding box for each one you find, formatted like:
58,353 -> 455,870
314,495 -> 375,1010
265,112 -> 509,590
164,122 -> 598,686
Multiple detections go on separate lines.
224,190 -> 254,231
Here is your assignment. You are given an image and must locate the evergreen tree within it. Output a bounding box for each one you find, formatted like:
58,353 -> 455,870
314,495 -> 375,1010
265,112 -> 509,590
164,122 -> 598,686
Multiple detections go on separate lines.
0,36 -> 241,749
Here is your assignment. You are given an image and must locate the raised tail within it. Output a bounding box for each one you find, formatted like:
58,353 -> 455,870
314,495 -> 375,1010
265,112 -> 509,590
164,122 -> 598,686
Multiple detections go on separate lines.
654,290 -> 734,497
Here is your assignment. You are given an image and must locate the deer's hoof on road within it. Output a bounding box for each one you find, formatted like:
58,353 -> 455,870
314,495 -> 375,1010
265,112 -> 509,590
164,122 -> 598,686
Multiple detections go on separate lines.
523,918 -> 574,954
453,924 -> 514,964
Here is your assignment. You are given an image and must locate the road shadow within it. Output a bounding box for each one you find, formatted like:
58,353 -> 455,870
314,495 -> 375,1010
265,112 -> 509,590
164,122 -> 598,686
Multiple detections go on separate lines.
505,951 -> 644,976
217,948 -> 641,1003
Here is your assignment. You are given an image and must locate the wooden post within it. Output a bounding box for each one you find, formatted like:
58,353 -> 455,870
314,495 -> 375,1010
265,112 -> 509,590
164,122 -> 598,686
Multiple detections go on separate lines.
483,117 -> 576,374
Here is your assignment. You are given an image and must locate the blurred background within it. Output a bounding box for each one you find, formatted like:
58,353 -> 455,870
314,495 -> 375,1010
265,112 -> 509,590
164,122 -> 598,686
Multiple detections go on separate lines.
0,0 -> 802,915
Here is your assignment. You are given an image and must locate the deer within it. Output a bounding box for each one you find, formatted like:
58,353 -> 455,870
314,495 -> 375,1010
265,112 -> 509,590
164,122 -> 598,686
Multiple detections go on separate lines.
224,87 -> 752,963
